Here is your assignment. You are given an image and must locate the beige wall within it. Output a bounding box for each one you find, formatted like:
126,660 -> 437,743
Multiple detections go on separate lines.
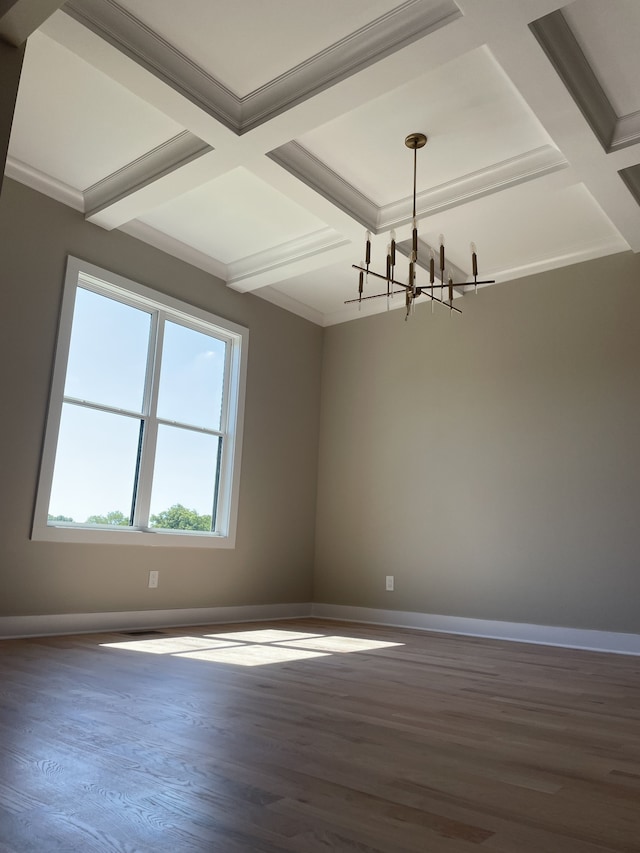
2,176 -> 639,635
0,179 -> 322,616
314,252 -> 640,634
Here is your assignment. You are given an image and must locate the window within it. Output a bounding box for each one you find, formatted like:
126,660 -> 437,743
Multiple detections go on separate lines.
32,257 -> 248,547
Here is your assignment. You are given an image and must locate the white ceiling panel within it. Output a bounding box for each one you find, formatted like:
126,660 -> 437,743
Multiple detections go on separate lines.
117,0 -> 403,97
563,0 -> 640,117
9,31 -> 185,191
271,181 -> 628,322
5,1 -> 640,326
137,167 -> 327,264
412,181 -> 627,276
298,46 -> 555,207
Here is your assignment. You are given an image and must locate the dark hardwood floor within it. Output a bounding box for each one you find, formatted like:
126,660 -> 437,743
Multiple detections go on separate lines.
0,618 -> 639,852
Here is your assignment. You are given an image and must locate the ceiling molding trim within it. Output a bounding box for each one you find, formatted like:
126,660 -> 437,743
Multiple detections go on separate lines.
240,0 -> 462,132
84,130 -> 212,219
529,11 -> 624,153
227,227 -> 350,291
62,0 -> 462,136
268,141 -> 378,231
253,286 -> 325,326
120,219 -> 228,281
611,110 -> 640,151
270,144 -> 566,237
63,0 -> 241,132
618,164 -> 640,209
379,145 -> 568,229
495,235 -> 628,284
4,156 -> 84,210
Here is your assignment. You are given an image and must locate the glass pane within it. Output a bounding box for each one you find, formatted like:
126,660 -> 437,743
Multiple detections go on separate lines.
48,404 -> 141,526
64,287 -> 151,413
149,425 -> 220,532
156,321 -> 226,430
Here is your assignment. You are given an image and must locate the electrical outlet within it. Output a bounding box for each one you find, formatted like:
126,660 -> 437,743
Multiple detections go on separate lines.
148,570 -> 159,589
385,575 -> 394,591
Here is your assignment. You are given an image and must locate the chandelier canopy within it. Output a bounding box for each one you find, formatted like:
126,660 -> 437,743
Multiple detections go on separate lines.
348,133 -> 494,319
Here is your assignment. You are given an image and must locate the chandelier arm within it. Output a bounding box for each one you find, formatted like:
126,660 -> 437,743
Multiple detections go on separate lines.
352,265 -> 462,312
349,289 -> 461,313
344,290 -> 405,304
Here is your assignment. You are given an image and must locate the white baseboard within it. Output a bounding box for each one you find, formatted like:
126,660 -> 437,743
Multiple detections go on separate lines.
0,602 -> 313,639
311,603 -> 640,656
3,602 -> 639,655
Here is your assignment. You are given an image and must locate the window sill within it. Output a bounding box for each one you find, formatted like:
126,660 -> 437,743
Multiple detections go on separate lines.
31,524 -> 236,548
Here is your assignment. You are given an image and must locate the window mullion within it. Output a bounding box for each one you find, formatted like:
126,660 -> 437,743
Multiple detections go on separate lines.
133,310 -> 164,528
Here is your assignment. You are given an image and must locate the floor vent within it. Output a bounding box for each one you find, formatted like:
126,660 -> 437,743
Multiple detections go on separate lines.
119,629 -> 166,636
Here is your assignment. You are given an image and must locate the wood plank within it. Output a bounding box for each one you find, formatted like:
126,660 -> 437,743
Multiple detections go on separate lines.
0,619 -> 639,851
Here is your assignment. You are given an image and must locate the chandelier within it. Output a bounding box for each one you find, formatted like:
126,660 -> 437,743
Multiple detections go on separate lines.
348,132 -> 494,319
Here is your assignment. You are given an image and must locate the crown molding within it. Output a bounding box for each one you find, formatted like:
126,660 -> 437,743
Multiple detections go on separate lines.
612,110 -> 640,151
379,145 -> 568,229
63,0 -> 241,131
268,141 -> 379,231
62,0 -> 461,135
119,219 -> 228,281
619,164 -> 640,209
240,0 -> 462,132
494,235 -> 627,285
253,286 -> 325,326
530,10 -> 640,153
227,227 -> 350,292
270,143 -> 567,236
4,156 -> 84,210
84,130 -> 212,219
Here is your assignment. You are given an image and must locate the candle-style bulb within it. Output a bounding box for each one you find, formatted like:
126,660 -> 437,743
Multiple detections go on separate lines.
470,241 -> 478,277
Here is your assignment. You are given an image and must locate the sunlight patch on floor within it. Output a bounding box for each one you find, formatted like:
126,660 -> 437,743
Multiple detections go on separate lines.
208,629 -> 322,643
175,645 -> 329,666
101,636 -> 239,654
274,636 -> 404,653
101,628 -> 404,667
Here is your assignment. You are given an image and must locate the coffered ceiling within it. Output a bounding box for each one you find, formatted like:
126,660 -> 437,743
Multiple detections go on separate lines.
5,0 -> 640,325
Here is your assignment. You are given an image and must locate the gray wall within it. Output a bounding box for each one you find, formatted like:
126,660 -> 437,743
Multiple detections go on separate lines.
0,179 -> 322,616
314,252 -> 640,633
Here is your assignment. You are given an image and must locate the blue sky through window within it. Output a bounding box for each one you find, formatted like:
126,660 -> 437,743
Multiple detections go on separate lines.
48,287 -> 226,524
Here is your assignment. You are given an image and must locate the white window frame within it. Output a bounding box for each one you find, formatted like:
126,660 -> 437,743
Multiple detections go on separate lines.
32,256 -> 248,548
